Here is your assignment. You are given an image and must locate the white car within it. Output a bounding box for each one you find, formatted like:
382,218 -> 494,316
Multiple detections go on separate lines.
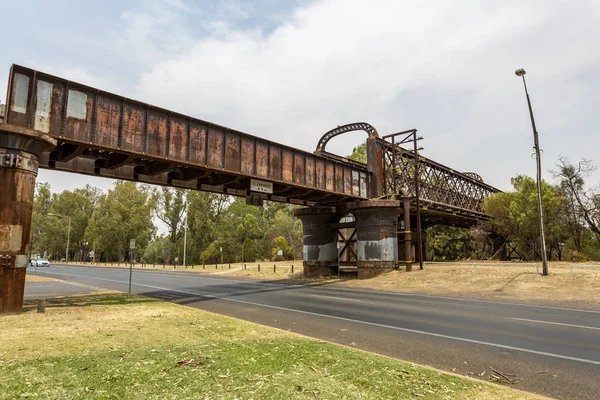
35,258 -> 50,267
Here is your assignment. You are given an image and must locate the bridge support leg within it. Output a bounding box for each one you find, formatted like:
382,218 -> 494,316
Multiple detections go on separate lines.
294,207 -> 339,277
0,125 -> 55,314
351,200 -> 400,279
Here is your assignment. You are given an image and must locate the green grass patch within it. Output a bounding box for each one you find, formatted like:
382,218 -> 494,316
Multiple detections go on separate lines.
0,295 -> 541,399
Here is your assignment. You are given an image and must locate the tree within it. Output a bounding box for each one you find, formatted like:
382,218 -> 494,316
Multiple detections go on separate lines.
426,225 -> 473,261
348,141 -> 367,163
267,208 -> 303,259
30,183 -> 53,258
271,236 -> 293,260
86,181 -> 155,261
152,188 -> 186,263
484,175 -> 567,261
186,192 -> 228,264
555,157 -> 600,248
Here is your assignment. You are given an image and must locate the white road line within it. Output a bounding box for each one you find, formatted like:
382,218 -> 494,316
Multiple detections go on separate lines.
322,286 -> 600,314
311,294 -> 362,302
39,269 -> 600,366
52,265 -> 600,315
512,317 -> 600,331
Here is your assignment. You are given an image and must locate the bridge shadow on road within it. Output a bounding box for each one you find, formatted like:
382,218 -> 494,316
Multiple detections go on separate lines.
136,279 -> 340,306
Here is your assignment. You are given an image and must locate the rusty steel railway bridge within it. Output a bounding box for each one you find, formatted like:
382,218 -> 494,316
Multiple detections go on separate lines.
0,65 -> 500,314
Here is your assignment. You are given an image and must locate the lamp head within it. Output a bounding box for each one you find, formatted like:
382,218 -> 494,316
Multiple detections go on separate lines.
515,68 -> 526,77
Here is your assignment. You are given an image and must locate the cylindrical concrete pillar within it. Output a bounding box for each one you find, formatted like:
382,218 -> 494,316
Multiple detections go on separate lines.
0,125 -> 55,314
351,200 -> 400,279
294,207 -> 339,277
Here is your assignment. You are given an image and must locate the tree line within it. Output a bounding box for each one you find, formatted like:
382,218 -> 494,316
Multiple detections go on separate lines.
31,151 -> 600,265
30,182 -> 302,265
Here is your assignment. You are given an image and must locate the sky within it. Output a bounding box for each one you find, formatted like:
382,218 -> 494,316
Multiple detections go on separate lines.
2,0 -> 599,194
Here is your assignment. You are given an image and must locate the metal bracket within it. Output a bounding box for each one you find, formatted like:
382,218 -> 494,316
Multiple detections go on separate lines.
1,153 -> 23,168
0,149 -> 39,173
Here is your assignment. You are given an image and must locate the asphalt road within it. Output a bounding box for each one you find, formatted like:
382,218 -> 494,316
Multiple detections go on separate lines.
29,265 -> 600,400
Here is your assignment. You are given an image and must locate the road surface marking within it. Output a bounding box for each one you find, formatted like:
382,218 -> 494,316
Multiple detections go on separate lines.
39,269 -> 600,366
311,294 -> 361,302
512,317 -> 600,331
52,264 -> 600,314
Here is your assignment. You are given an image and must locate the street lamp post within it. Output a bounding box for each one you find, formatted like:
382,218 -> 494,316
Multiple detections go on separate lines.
515,68 -> 549,276
48,213 -> 71,263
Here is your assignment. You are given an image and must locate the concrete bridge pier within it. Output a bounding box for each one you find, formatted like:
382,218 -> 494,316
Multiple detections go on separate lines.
294,207 -> 340,277
0,125 -> 55,314
350,200 -> 401,279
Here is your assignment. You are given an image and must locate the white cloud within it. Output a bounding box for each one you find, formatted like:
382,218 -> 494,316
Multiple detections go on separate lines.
5,0 -> 600,193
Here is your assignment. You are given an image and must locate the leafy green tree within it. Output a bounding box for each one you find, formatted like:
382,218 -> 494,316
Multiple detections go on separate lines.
348,141 -> 367,163
426,226 -> 474,261
267,209 -> 303,259
152,188 -> 187,263
484,175 -> 567,261
186,192 -> 228,264
271,236 -> 293,260
86,182 -> 155,261
30,183 -> 53,258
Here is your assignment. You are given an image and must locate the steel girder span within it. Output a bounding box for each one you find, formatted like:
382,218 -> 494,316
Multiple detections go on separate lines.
2,65 -> 371,206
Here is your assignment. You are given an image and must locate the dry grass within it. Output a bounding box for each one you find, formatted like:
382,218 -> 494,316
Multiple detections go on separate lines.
25,274 -> 58,283
341,262 -> 600,305
0,294 -> 546,400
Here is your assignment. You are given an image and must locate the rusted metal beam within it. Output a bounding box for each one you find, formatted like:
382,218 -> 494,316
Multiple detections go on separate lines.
4,64 -> 369,205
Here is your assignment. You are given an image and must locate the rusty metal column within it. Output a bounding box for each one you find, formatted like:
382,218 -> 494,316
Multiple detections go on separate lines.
294,207 -> 340,277
0,124 -> 55,314
399,188 -> 412,271
350,200 -> 400,279
366,135 -> 383,198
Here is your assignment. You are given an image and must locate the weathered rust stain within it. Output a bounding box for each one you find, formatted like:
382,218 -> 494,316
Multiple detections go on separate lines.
294,152 -> 304,185
122,104 -> 145,151
0,225 -> 23,253
189,123 -> 207,165
147,110 -> 168,156
96,94 -> 120,148
240,136 -> 254,175
343,167 -> 351,194
315,159 -> 325,189
305,156 -> 315,187
224,132 -> 240,171
282,149 -> 293,183
269,145 -> 281,181
169,117 -> 188,161
325,162 -> 334,192
255,142 -> 268,178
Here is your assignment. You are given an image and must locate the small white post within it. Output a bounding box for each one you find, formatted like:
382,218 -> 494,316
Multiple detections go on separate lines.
570,263 -> 573,276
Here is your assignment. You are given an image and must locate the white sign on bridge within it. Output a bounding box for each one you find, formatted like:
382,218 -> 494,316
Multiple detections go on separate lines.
250,179 -> 273,194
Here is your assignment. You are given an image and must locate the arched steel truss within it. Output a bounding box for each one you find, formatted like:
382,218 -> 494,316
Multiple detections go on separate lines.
315,122 -> 379,152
